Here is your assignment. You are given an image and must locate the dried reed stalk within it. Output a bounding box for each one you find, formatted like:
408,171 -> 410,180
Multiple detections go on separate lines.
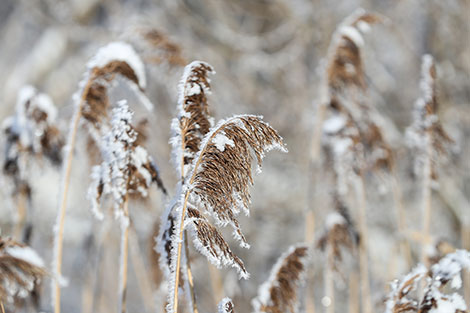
325,244 -> 335,313
354,173 -> 372,313
53,42 -> 151,313
320,10 -> 389,313
406,55 -> 453,270
252,245 -> 310,313
317,206 -> 357,313
169,114 -> 286,313
129,225 -> 155,313
118,198 -> 130,313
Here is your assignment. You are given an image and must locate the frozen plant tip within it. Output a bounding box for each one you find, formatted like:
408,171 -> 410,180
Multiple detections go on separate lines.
78,41 -> 152,138
88,100 -> 165,221
0,237 -> 46,305
385,250 -> 470,313
218,297 -> 235,313
252,244 -> 310,313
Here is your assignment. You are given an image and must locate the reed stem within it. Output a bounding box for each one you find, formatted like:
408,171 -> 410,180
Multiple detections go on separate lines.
420,132 -> 433,268
184,232 -> 199,313
53,107 -> 82,313
325,245 -> 335,313
118,198 -> 130,313
354,173 -> 372,313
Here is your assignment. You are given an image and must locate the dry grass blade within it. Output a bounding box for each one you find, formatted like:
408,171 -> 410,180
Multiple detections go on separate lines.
252,245 -> 310,313
218,297 -> 235,313
0,237 -> 46,304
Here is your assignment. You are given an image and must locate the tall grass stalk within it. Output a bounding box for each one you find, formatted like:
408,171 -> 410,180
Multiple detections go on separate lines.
419,131 -> 433,269
354,173 -> 372,313
53,107 -> 82,313
118,198 -> 130,313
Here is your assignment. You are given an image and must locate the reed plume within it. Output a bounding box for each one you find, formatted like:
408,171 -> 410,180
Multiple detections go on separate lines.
252,245 -> 310,313
406,55 -> 453,268
0,237 -> 46,308
87,100 -> 165,313
2,85 -> 63,242
385,250 -> 470,313
218,297 -> 235,313
52,41 -> 152,313
164,68 -> 286,311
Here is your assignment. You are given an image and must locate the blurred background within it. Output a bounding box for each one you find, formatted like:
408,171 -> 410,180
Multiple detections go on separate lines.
0,0 -> 469,312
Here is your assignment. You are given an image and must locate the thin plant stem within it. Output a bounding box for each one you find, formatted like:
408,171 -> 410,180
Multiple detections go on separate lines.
390,168 -> 413,268
13,193 -> 27,240
129,225 -> 155,313
348,271 -> 359,313
118,198 -> 130,313
325,245 -> 335,313
462,224 -> 470,305
420,132 -> 433,269
53,106 -> 82,313
1,301 -> 5,313
354,172 -> 372,313
208,263 -> 224,308
184,232 -> 199,313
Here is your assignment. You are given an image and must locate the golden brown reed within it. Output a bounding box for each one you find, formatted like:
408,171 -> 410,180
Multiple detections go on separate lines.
189,116 -> 285,249
142,29 -> 186,67
253,245 -> 309,313
81,61 -> 141,131
178,62 -> 214,174
0,237 -> 46,304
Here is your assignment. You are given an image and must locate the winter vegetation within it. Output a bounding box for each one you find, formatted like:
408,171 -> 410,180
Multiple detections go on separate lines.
0,1 -> 469,313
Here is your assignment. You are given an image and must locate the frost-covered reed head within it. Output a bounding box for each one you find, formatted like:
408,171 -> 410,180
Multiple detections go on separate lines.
385,250 -> 470,313
406,55 -> 454,180
218,297 -> 235,313
170,61 -> 215,179
317,209 -> 357,272
0,237 -> 46,305
326,9 -> 382,95
78,42 -> 151,135
2,85 -> 64,195
252,245 -> 310,313
140,28 -> 186,67
182,115 -> 287,277
88,100 -> 165,222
